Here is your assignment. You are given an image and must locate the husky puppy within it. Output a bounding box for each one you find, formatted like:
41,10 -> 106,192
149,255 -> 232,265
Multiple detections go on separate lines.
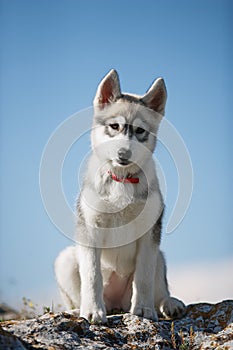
55,69 -> 186,323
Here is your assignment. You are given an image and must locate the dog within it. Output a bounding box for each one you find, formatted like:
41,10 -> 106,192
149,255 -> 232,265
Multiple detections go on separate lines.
54,69 -> 186,323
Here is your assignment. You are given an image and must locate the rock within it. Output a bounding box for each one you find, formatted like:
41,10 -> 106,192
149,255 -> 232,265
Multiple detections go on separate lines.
0,304 -> 19,321
1,300 -> 232,349
0,325 -> 27,350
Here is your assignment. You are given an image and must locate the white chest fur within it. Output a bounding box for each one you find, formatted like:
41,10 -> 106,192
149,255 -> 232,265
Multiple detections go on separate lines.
79,182 -> 162,248
101,242 -> 137,278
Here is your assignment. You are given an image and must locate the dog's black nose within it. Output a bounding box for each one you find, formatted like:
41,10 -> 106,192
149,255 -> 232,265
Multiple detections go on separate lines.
117,148 -> 132,160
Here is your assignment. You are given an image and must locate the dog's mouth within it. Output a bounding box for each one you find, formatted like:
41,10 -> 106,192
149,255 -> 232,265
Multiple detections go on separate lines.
116,159 -> 132,166
111,158 -> 133,167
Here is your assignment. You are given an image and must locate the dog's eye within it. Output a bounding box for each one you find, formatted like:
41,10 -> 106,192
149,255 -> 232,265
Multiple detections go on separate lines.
135,127 -> 145,134
110,123 -> 120,130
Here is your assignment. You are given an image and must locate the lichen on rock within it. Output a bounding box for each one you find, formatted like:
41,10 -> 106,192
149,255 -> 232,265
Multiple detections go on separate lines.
1,300 -> 232,349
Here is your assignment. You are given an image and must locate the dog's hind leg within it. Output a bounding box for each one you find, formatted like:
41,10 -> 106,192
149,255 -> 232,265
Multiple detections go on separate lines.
154,250 -> 186,319
54,246 -> 81,311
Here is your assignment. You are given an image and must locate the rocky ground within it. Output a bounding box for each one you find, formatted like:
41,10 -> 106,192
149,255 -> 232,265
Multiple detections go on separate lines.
0,300 -> 233,349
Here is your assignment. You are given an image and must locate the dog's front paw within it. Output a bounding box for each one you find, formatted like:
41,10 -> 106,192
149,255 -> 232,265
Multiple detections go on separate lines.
130,305 -> 158,321
80,305 -> 107,324
159,297 -> 186,319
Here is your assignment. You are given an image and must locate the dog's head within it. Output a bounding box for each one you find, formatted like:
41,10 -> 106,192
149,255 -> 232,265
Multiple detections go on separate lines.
91,69 -> 167,174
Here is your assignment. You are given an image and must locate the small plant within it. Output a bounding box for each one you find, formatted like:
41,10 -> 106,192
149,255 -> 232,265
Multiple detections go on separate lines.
42,300 -> 54,314
171,321 -> 177,349
43,306 -> 51,314
178,329 -> 188,350
178,326 -> 195,350
20,297 -> 37,319
189,326 -> 194,348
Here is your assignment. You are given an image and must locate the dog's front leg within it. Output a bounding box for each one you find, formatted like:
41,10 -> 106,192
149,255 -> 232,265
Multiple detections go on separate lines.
130,234 -> 158,321
76,245 -> 107,323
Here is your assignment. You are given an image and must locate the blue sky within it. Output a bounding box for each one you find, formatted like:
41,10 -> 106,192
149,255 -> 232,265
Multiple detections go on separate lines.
0,0 -> 232,309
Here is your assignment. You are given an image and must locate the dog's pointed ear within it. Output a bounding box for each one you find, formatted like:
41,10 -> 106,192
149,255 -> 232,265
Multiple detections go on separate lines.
141,78 -> 167,115
93,69 -> 121,109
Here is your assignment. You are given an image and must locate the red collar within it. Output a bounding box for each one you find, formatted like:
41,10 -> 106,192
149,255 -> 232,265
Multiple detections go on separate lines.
108,171 -> 139,184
